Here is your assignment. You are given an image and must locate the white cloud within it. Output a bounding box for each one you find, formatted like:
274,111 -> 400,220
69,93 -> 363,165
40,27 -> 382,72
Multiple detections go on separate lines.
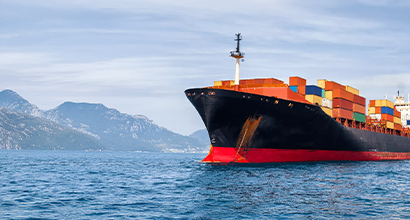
2,0 -> 410,135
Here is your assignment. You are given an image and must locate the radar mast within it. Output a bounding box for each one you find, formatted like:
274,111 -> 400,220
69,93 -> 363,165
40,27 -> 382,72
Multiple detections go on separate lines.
230,33 -> 244,91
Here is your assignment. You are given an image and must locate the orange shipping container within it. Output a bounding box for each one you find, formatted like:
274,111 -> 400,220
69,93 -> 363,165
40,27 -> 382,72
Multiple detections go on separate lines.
325,81 -> 345,91
381,114 -> 394,122
289,76 -> 306,86
369,100 -> 376,107
394,110 -> 401,118
332,89 -> 354,102
297,85 -> 305,95
375,107 -> 381,114
395,123 -> 402,130
240,79 -> 256,85
332,108 -> 353,120
265,78 -> 284,84
353,103 -> 366,114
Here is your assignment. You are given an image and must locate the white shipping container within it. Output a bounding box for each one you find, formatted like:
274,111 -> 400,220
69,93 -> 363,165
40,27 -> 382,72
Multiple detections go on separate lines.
321,98 -> 332,109
369,114 -> 381,121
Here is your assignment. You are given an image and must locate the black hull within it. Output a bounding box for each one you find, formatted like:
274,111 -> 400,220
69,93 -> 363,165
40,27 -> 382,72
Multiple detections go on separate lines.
186,88 -> 410,154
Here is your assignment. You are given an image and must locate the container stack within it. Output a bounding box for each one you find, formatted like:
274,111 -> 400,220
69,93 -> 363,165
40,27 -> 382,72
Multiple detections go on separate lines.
394,107 -> 402,130
352,92 -> 366,123
316,79 -> 332,116
368,99 -> 397,129
289,76 -> 306,95
331,87 -> 354,120
323,81 -> 352,119
214,78 -> 286,88
319,80 -> 366,122
303,84 -> 333,116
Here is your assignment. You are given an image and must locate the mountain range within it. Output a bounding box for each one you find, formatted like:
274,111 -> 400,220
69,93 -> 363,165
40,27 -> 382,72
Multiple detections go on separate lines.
0,89 -> 209,152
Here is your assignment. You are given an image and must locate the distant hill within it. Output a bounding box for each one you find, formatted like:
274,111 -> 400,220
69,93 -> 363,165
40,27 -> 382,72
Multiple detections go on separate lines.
43,102 -> 207,152
189,129 -> 210,147
0,89 -> 208,152
0,108 -> 106,150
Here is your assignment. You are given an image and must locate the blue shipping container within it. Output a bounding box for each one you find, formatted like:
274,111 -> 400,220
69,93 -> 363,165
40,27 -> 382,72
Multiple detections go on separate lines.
381,106 -> 394,116
407,120 -> 410,126
305,85 -> 322,96
289,86 -> 297,93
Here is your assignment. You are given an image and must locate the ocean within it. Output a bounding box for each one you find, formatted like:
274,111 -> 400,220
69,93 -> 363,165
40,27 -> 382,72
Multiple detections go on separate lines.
1,150 -> 410,219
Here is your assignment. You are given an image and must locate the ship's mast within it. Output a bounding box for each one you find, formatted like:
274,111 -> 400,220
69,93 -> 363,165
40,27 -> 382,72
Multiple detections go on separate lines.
230,33 -> 244,91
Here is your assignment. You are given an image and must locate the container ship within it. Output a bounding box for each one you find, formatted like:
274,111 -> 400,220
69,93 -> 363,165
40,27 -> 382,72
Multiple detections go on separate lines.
185,33 -> 410,163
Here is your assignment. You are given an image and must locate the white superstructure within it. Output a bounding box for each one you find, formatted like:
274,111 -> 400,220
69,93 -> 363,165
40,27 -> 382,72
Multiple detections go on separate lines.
394,94 -> 410,128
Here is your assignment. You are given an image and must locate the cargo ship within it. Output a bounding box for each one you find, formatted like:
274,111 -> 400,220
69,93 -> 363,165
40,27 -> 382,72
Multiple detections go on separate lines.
185,33 -> 410,163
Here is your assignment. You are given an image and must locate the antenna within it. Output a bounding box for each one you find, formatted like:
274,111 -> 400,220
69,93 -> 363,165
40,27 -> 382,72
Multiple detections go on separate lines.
398,90 -> 400,97
230,33 -> 245,91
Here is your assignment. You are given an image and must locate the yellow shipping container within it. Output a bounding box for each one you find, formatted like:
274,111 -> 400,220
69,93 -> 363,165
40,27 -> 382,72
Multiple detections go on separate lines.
214,81 -> 222,86
229,80 -> 235,86
321,106 -> 332,117
386,121 -> 394,129
394,117 -> 401,124
345,85 -> 359,95
368,106 -> 375,114
305,94 -> 323,105
375,99 -> 394,109
325,91 -> 333,100
317,79 -> 327,89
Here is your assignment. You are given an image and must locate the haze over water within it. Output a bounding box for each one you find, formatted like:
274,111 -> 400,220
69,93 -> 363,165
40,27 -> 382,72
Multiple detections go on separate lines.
1,150 -> 410,219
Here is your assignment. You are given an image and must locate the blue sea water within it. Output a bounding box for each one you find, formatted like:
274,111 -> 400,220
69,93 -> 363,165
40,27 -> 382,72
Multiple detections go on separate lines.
1,151 -> 410,219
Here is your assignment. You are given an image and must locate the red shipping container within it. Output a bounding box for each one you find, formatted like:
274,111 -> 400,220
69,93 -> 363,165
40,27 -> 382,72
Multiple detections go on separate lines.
264,78 -> 284,84
325,81 -> 345,91
255,78 -> 265,84
289,76 -> 306,86
332,108 -> 353,120
332,98 -> 353,111
375,107 -> 381,114
381,114 -> 394,122
394,110 -> 401,118
297,85 -> 305,95
240,79 -> 256,85
222,80 -> 231,86
353,94 -> 366,106
353,103 -> 366,114
395,123 -> 402,130
369,100 -> 376,107
333,89 -> 354,102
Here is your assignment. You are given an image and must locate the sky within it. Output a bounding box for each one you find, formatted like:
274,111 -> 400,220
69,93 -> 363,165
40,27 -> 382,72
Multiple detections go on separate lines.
1,0 -> 410,135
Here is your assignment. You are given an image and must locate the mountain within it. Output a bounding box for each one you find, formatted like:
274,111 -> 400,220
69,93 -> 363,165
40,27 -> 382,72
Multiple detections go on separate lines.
0,90 -> 43,117
43,102 -> 207,152
189,129 -> 210,146
0,108 -> 106,150
0,89 -> 208,152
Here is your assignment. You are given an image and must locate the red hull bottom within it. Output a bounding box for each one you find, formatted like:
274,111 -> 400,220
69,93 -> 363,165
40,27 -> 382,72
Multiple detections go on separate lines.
203,146 -> 410,163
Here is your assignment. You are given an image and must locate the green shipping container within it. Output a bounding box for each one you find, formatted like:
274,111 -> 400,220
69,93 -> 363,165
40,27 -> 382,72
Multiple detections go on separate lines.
353,112 -> 366,123
322,89 -> 325,98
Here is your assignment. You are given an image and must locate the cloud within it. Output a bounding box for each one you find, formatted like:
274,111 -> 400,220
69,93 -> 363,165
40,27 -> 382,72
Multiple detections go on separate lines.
2,0 -> 410,135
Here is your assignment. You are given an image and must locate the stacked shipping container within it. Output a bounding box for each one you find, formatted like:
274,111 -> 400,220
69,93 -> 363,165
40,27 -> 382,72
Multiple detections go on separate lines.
213,76 -> 407,132
316,80 -> 366,122
368,100 -> 401,129
289,76 -> 306,95
214,78 -> 286,87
